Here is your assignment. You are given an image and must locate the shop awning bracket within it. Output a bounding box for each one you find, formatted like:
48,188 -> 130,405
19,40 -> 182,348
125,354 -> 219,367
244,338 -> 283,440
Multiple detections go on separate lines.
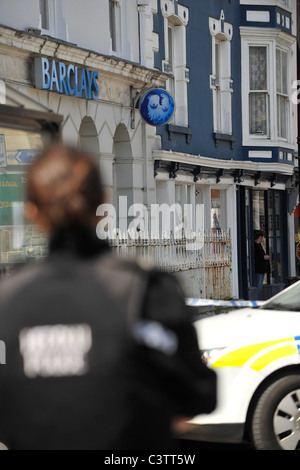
130,85 -> 156,129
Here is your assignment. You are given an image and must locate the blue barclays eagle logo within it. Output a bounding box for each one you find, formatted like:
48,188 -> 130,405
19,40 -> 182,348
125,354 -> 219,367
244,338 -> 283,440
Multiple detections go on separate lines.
140,89 -> 175,126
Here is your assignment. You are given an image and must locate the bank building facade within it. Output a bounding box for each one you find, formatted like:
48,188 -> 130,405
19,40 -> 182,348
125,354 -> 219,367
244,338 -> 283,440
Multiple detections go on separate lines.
0,0 -> 298,301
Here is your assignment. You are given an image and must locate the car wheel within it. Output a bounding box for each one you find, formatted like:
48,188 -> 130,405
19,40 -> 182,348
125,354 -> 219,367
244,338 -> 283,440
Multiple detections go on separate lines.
251,374 -> 300,450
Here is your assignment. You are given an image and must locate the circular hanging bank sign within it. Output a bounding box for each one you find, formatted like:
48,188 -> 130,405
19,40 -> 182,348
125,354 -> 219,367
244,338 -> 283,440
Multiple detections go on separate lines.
139,88 -> 175,126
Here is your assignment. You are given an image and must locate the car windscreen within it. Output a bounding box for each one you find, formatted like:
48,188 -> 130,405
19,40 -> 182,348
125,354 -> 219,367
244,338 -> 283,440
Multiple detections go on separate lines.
262,282 -> 300,312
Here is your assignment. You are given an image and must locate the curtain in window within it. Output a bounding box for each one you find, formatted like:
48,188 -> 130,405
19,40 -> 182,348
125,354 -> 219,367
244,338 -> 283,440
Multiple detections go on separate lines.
249,47 -> 269,136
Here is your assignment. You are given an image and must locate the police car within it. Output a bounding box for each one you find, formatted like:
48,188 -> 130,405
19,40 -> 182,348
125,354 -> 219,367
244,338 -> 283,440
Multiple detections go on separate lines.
187,281 -> 300,450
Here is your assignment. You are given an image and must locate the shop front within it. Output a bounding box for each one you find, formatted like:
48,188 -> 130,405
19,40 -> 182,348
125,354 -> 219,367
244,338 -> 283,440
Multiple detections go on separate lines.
154,152 -> 240,299
238,185 -> 290,301
154,150 -> 296,300
0,23 -> 170,280
0,104 -> 62,278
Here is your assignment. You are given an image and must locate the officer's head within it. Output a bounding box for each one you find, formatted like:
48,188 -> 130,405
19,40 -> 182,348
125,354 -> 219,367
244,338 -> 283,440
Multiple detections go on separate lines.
25,143 -> 104,232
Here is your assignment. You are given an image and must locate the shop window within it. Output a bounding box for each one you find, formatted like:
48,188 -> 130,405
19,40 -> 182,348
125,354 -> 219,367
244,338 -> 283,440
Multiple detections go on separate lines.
295,204 -> 300,276
268,191 -> 283,284
0,117 -> 58,279
245,188 -> 253,288
40,0 -> 50,31
211,189 -> 227,233
252,190 -> 266,232
245,189 -> 287,294
175,184 -> 193,231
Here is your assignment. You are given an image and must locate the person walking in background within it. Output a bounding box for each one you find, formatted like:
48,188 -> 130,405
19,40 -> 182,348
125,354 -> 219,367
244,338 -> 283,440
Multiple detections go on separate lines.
0,144 -> 216,450
254,230 -> 270,300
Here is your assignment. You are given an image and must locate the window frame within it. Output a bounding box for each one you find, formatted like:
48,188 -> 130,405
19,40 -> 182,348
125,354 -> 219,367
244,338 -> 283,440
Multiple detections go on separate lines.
209,13 -> 233,136
276,47 -> 290,142
109,0 -> 121,56
248,45 -> 270,138
39,0 -> 58,36
0,105 -> 62,278
213,38 -> 222,133
243,39 -> 273,143
166,23 -> 176,100
241,30 -> 295,148
161,1 -> 190,128
211,36 -> 232,134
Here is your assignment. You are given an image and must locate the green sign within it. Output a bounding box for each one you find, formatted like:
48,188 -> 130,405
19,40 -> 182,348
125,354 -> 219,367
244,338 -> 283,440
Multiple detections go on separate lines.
0,174 -> 26,226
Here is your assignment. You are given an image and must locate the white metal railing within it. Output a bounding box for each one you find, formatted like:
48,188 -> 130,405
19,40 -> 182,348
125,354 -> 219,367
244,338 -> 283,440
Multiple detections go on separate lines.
0,226 -> 233,299
109,230 -> 233,299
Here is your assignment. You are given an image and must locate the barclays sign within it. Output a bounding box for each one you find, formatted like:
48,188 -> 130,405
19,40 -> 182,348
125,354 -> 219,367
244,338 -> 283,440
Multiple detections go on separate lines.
35,57 -> 99,101
139,88 -> 175,126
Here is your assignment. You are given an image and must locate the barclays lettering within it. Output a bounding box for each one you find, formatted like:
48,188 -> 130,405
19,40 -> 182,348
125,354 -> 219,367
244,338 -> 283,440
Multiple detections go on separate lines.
35,57 -> 99,100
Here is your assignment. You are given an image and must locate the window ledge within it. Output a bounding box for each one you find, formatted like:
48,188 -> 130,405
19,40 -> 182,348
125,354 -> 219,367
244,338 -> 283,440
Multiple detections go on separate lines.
167,124 -> 193,144
213,132 -> 236,149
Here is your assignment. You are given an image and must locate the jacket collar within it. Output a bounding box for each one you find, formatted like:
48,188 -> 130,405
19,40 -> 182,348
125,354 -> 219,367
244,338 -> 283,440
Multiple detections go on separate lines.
49,227 -> 110,259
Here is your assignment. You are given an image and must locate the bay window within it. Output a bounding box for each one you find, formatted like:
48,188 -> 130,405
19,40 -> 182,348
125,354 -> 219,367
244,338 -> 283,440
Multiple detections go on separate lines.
241,28 -> 295,147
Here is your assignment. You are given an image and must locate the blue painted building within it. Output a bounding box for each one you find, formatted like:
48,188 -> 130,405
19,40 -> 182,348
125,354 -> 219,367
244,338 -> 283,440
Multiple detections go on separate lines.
0,0 -> 296,300
152,0 -> 297,299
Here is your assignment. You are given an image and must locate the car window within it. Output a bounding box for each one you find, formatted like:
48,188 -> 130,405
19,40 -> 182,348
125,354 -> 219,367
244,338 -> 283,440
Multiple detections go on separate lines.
263,282 -> 300,312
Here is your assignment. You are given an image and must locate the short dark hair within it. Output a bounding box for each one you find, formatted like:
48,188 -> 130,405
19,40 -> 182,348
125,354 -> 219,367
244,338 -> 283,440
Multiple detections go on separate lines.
254,230 -> 265,240
27,144 -> 103,230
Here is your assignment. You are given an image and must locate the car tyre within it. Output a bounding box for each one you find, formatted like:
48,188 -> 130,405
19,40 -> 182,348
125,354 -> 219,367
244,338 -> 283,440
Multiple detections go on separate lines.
251,374 -> 300,450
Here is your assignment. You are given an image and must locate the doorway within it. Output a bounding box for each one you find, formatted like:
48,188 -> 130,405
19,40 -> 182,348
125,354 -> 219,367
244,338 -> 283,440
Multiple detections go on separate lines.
239,187 -> 288,300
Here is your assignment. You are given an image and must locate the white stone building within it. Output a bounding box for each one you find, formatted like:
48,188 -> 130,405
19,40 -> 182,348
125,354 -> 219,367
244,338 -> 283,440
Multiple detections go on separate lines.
0,0 -> 165,213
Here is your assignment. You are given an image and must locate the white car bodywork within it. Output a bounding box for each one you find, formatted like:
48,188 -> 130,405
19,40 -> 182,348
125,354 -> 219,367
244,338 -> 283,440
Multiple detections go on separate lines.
187,289 -> 300,443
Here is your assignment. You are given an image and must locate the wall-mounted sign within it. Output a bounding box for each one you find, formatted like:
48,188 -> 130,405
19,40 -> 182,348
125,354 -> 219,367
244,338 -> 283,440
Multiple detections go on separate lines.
35,57 -> 99,101
6,149 -> 40,166
139,88 -> 175,126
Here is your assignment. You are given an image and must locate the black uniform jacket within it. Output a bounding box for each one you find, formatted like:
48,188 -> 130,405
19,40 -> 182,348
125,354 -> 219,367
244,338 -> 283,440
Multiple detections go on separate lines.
0,228 -> 216,450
